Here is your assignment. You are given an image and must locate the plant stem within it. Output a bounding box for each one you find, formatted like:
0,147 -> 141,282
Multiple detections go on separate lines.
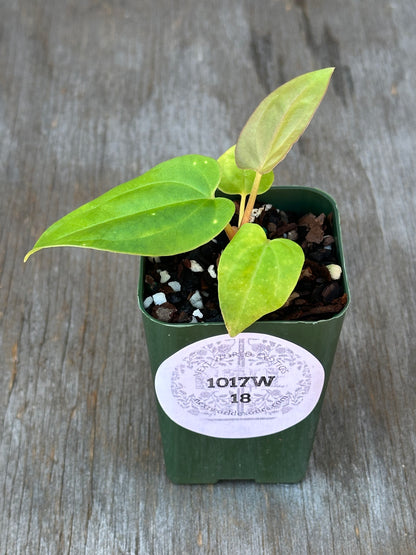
240,171 -> 262,226
238,193 -> 247,227
224,223 -> 237,241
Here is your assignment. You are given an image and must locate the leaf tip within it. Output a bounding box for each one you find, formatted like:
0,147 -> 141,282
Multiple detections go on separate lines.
320,66 -> 336,82
24,246 -> 45,262
224,317 -> 249,337
225,325 -> 241,338
24,250 -> 34,263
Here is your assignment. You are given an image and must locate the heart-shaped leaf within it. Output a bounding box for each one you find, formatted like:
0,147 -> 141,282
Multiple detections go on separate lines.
25,155 -> 235,260
218,223 -> 305,336
217,145 -> 274,196
235,68 -> 334,174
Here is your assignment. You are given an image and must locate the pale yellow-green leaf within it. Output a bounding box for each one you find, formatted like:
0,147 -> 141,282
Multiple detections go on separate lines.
25,155 -> 235,260
235,68 -> 334,174
218,223 -> 305,336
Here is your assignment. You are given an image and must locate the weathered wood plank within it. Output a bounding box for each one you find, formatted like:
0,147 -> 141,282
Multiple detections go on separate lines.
1,0 -> 415,553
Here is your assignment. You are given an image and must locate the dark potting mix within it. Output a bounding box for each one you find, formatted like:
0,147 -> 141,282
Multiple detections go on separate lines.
143,202 -> 348,324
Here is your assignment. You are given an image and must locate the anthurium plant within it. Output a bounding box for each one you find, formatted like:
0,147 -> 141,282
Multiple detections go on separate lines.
25,68 -> 334,336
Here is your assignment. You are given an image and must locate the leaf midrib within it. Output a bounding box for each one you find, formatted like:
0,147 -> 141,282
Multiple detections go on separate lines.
41,198 -> 222,243
256,84 -> 311,170
233,240 -> 276,321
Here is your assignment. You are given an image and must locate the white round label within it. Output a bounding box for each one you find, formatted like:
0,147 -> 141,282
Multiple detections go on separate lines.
155,332 -> 325,439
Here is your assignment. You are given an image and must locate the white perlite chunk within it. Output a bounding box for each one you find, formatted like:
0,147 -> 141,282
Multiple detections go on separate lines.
192,309 -> 203,319
158,269 -> 171,283
189,260 -> 204,272
168,281 -> 181,292
189,290 -> 204,309
326,264 -> 343,280
249,204 -> 273,222
249,206 -> 265,222
143,296 -> 153,309
153,292 -> 167,305
207,264 -> 216,278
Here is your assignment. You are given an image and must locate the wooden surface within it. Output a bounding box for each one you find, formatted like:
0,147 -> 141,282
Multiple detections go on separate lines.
1,0 -> 415,553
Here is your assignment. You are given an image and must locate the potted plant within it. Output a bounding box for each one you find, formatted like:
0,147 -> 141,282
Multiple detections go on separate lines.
26,68 -> 350,484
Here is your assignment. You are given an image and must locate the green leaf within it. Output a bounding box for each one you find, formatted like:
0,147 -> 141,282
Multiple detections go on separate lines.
25,155 -> 235,260
235,68 -> 334,174
217,145 -> 274,196
218,223 -> 305,336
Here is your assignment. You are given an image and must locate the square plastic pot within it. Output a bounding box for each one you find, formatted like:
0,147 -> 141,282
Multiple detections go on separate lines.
138,186 -> 350,484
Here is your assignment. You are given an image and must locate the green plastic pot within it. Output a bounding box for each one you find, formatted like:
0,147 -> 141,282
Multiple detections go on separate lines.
138,186 -> 350,484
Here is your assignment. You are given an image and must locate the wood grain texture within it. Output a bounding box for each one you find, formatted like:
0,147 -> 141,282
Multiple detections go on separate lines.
1,0 -> 415,553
